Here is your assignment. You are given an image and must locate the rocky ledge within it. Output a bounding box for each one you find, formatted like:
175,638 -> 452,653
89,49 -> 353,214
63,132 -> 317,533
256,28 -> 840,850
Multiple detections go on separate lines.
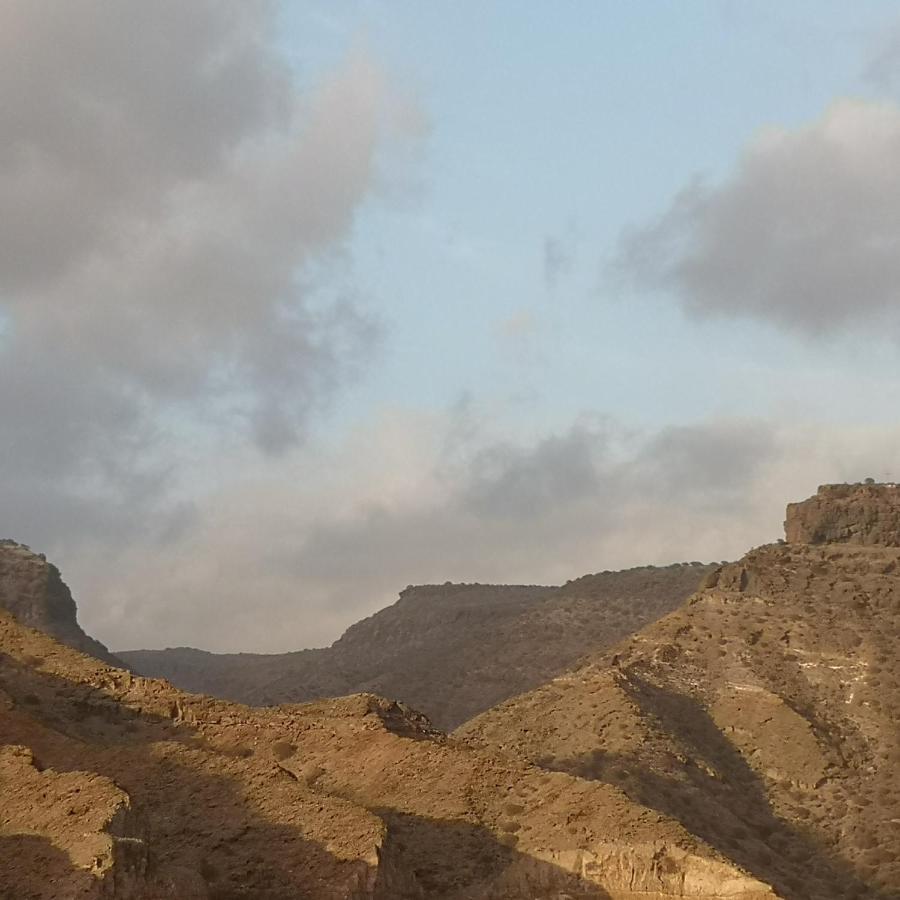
785,482 -> 900,546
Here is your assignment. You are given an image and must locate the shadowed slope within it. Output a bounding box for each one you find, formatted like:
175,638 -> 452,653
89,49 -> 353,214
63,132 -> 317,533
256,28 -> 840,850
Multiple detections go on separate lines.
0,607 -> 773,898
121,564 -> 715,730
0,540 -> 121,667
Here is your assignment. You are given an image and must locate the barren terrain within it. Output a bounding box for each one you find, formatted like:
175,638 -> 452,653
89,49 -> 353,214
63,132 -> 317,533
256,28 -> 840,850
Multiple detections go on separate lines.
120,565 -> 715,730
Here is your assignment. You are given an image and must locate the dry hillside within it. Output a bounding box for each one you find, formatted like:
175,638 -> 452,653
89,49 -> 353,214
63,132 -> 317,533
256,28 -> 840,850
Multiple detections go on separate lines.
120,565 -> 715,730
0,607 -> 774,898
460,485 -> 900,899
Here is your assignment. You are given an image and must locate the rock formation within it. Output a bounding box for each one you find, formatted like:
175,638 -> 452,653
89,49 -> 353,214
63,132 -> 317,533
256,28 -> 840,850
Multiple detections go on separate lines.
4,483 -> 898,897
120,564 -> 715,730
785,481 -> 900,546
0,539 -> 121,667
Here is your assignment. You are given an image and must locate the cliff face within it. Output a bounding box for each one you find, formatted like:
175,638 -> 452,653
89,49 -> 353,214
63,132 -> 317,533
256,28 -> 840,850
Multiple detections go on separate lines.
785,482 -> 900,546
0,540 -> 121,667
120,565 -> 716,730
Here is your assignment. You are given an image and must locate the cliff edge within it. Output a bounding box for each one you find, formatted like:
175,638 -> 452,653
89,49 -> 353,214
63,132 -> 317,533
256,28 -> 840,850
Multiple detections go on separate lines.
0,540 -> 121,667
785,482 -> 900,546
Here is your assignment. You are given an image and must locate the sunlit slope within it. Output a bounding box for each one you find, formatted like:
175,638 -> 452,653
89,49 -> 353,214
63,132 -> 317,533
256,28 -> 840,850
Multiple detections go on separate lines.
460,541 -> 900,899
0,606 -> 774,899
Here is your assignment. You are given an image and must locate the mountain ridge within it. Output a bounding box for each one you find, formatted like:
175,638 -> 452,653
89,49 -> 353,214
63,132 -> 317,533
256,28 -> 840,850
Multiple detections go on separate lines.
2,482 -> 898,896
119,564 -> 717,730
459,484 -> 900,897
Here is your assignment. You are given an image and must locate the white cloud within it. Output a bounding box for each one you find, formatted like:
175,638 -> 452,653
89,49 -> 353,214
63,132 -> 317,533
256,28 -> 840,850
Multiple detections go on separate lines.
614,99 -> 900,336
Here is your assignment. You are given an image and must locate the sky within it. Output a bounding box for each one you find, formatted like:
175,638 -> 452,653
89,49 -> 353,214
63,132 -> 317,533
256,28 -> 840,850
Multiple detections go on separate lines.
5,1 -> 900,652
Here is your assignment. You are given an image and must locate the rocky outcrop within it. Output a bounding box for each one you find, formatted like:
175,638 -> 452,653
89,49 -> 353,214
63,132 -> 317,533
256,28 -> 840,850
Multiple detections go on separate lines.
0,539 -> 121,666
0,743 -> 148,899
785,482 -> 900,546
120,564 -> 716,730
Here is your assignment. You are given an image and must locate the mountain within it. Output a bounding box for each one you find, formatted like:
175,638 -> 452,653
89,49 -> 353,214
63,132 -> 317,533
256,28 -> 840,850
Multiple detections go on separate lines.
459,484 -> 900,899
119,564 -> 716,730
0,539 -> 121,667
0,604 -> 772,898
5,483 -> 896,897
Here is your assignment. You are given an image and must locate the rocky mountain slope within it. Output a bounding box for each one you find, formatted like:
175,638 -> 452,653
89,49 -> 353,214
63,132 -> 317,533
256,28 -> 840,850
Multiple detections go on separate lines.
460,484 -> 900,899
120,564 -> 715,730
0,539 -> 121,667
0,606 -> 774,899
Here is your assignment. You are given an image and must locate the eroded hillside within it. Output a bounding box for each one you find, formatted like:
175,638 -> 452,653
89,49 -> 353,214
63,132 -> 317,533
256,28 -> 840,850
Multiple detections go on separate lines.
120,564 -> 715,730
460,486 -> 900,899
0,608 -> 773,899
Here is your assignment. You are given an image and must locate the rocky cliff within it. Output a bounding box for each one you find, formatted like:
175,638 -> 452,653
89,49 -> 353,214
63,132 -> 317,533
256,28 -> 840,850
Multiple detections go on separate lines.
120,564 -> 716,730
0,539 -> 121,667
785,482 -> 900,546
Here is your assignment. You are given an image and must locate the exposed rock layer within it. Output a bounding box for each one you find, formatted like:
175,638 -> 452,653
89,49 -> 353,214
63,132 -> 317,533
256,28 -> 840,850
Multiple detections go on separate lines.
785,482 -> 900,546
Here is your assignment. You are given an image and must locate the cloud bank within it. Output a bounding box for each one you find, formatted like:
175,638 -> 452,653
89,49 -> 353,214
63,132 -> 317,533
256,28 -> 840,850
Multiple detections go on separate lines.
615,99 -> 900,335
67,407 -> 900,653
5,5 -> 896,656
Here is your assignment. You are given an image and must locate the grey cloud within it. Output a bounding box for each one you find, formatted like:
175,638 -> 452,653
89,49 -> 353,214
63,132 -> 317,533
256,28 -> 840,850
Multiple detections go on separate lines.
177,417 -> 782,651
461,427 -> 607,519
864,30 -> 900,93
0,2 -> 420,554
543,237 -> 570,292
633,421 -> 779,501
614,100 -> 900,335
0,1 -> 289,291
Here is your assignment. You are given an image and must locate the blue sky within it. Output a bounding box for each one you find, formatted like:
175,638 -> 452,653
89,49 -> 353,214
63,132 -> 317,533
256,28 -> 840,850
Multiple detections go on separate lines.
7,2 -> 900,651
281,1 -> 900,433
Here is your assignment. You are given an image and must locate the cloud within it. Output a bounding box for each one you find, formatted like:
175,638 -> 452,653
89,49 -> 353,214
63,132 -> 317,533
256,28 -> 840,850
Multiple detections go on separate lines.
461,426 -> 606,518
0,2 -> 423,548
864,29 -> 900,92
63,401 -> 900,654
614,99 -> 900,336
543,237 -> 570,292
